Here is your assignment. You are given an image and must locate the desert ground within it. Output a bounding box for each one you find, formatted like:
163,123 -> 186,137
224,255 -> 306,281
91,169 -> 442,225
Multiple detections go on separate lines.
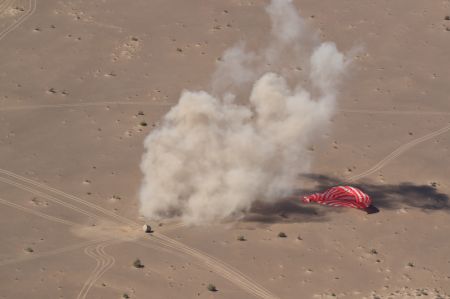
1,0 -> 450,298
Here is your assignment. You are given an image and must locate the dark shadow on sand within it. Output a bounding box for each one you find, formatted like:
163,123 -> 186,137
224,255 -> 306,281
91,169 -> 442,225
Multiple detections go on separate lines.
245,174 -> 449,223
245,199 -> 326,223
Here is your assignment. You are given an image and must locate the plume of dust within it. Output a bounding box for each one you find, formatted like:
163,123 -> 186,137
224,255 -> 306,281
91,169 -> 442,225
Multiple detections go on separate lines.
139,0 -> 350,224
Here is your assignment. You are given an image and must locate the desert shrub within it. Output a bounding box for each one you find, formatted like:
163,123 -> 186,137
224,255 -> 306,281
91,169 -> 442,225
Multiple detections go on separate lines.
133,258 -> 144,268
207,284 -> 217,292
237,235 -> 246,241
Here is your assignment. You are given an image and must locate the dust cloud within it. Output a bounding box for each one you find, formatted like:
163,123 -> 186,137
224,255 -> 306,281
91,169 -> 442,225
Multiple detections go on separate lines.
139,0 -> 350,224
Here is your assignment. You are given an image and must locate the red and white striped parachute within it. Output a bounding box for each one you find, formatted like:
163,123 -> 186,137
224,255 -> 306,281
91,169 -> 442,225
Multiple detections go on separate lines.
302,186 -> 372,210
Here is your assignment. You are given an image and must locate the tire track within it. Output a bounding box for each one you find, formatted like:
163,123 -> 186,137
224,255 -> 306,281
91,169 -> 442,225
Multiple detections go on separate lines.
75,227 -> 197,299
0,0 -> 14,13
77,241 -> 117,299
0,237 -> 109,267
135,237 -> 279,299
0,169 -> 137,227
78,245 -> 102,299
0,1 -> 280,287
348,123 -> 450,182
0,194 -> 112,269
0,1 -> 443,293
84,242 -> 116,298
138,221 -> 277,298
0,0 -> 8,11
0,191 -> 120,299
0,0 -> 36,42
0,171 -> 125,299
0,168 -> 278,298
148,233 -> 279,299
0,175 -> 100,221
0,0 -> 442,294
0,0 -> 14,14
0,196 -> 77,226
0,180 -> 121,299
0,101 -> 176,112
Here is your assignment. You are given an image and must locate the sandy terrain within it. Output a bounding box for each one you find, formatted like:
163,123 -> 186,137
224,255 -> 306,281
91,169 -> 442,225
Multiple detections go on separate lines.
1,0 -> 449,298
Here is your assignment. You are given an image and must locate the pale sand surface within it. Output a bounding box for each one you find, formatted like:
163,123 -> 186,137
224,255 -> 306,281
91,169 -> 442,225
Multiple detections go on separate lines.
1,0 -> 450,298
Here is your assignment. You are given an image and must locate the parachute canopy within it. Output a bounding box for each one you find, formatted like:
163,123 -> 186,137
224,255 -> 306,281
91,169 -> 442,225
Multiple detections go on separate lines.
302,186 -> 376,212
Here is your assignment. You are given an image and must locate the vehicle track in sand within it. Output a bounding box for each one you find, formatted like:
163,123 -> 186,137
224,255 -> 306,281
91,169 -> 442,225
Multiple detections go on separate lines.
0,175 -> 101,221
348,123 -> 450,182
0,0 -> 276,297
0,196 -> 112,269
0,0 -> 14,15
149,232 -> 279,299
0,172 -> 135,299
0,168 -> 137,226
0,0 -> 36,42
0,196 -> 78,226
77,240 -> 117,299
0,190 -> 117,276
0,0 -> 15,15
0,237 -> 110,267
0,168 -> 278,299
